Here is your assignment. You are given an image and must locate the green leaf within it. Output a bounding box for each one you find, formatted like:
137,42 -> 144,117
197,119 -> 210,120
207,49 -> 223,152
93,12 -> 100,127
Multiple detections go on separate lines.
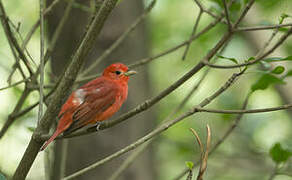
278,27 -> 289,32
269,143 -> 292,164
185,161 -> 194,170
247,56 -> 255,61
0,173 -> 6,180
217,55 -> 238,64
263,56 -> 292,62
251,74 -> 285,92
271,66 -> 285,74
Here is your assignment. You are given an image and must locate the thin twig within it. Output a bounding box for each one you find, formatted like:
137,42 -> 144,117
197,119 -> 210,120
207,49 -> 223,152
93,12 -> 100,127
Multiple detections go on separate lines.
173,94 -> 250,180
235,23 -> 292,32
108,143 -> 149,180
195,104 -> 292,114
203,27 -> 292,69
182,9 -> 203,60
107,70 -> 210,180
234,0 -> 255,28
42,0 -> 74,66
63,31 -> 234,138
0,78 -> 30,91
0,0 -> 74,140
80,0 -> 156,77
12,0 -> 120,179
0,0 -> 34,75
193,0 -> 227,24
77,10 -> 227,84
6,38 -> 26,83
268,164 -> 279,180
21,0 -> 62,49
11,89 -> 55,120
0,87 -> 31,139
222,0 -> 232,31
62,69 -> 245,180
38,0 -> 45,124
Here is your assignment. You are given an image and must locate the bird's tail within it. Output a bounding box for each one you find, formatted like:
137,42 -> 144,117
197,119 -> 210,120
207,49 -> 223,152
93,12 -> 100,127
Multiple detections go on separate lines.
40,130 -> 62,151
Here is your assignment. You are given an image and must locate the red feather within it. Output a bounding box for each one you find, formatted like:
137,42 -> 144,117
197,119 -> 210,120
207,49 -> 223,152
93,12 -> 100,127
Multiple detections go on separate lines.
40,63 -> 135,151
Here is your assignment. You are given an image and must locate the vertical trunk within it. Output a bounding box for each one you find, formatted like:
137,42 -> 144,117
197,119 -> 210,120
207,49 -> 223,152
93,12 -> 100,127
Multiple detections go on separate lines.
47,0 -> 157,179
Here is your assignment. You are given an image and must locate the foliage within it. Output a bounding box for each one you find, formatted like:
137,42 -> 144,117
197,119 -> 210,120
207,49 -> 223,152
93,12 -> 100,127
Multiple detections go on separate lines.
269,143 -> 292,164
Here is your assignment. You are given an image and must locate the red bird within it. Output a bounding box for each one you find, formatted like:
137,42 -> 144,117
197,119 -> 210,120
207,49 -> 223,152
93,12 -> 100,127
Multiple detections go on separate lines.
40,63 -> 136,151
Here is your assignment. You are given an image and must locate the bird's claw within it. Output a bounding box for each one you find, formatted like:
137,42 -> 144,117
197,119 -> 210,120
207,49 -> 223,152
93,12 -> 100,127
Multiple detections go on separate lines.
96,122 -> 101,131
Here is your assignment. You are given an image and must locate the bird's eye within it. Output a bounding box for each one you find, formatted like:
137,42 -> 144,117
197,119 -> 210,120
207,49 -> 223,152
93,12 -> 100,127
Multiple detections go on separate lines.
115,71 -> 121,75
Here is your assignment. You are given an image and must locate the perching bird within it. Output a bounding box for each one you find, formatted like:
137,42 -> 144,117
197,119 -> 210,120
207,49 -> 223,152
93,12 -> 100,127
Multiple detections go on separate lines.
40,63 -> 136,150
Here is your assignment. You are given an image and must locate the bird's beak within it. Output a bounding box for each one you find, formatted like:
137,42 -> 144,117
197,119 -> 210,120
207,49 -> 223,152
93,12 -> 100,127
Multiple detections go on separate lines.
124,70 -> 137,76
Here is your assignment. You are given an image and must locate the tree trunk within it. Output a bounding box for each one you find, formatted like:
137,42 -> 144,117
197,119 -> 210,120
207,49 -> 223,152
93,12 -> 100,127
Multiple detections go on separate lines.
47,0 -> 157,179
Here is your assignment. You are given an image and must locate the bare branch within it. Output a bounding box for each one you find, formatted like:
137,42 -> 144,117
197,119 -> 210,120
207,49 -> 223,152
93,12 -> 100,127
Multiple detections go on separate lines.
80,0 -> 156,77
38,0 -> 45,124
63,32 -> 234,138
0,78 -> 29,91
173,94 -> 250,180
77,9 -> 227,84
236,23 -> 292,32
222,0 -> 232,31
182,9 -> 203,60
22,0 -> 62,49
203,27 -> 292,69
0,88 -> 31,139
0,0 -> 34,75
234,0 -> 255,27
268,164 -> 279,180
195,104 -> 292,114
12,0 -> 120,179
108,143 -> 149,180
106,70 -> 210,180
62,69 -> 245,180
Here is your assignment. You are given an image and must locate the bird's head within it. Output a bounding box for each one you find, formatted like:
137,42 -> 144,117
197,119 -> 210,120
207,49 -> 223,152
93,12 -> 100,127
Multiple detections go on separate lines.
103,63 -> 137,82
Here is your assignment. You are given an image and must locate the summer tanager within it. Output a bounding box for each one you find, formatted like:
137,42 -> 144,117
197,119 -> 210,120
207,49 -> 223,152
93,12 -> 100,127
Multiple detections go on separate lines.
40,63 -> 136,150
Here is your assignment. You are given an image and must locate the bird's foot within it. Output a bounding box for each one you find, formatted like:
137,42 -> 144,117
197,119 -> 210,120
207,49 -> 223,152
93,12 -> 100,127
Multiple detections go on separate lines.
96,122 -> 101,131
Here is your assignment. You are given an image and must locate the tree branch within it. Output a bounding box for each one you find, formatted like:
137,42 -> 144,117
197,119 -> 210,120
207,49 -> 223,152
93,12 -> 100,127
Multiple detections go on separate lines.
195,104 -> 292,114
12,0 -> 120,179
173,94 -> 250,180
80,0 -> 157,77
0,0 -> 34,75
222,0 -> 232,31
62,69 -> 245,180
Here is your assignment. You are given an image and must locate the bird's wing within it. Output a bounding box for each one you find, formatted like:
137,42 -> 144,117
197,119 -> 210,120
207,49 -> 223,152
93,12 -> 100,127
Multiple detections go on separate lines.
65,80 -> 118,133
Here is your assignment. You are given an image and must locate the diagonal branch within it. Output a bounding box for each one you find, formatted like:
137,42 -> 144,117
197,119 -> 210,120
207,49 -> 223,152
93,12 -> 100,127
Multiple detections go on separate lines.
203,27 -> 292,69
12,0 -> 120,179
63,32 -> 234,138
62,68 -> 245,180
21,0 -> 62,49
173,94 -> 250,180
0,0 -> 34,75
80,0 -> 156,77
107,69 -> 210,180
182,9 -> 203,60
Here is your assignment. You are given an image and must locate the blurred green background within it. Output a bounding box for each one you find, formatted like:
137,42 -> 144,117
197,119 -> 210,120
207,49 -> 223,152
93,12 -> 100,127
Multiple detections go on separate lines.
0,0 -> 292,179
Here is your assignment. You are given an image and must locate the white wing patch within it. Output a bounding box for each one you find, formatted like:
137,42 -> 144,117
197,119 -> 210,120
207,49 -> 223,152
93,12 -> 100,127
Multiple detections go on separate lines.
73,89 -> 85,105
